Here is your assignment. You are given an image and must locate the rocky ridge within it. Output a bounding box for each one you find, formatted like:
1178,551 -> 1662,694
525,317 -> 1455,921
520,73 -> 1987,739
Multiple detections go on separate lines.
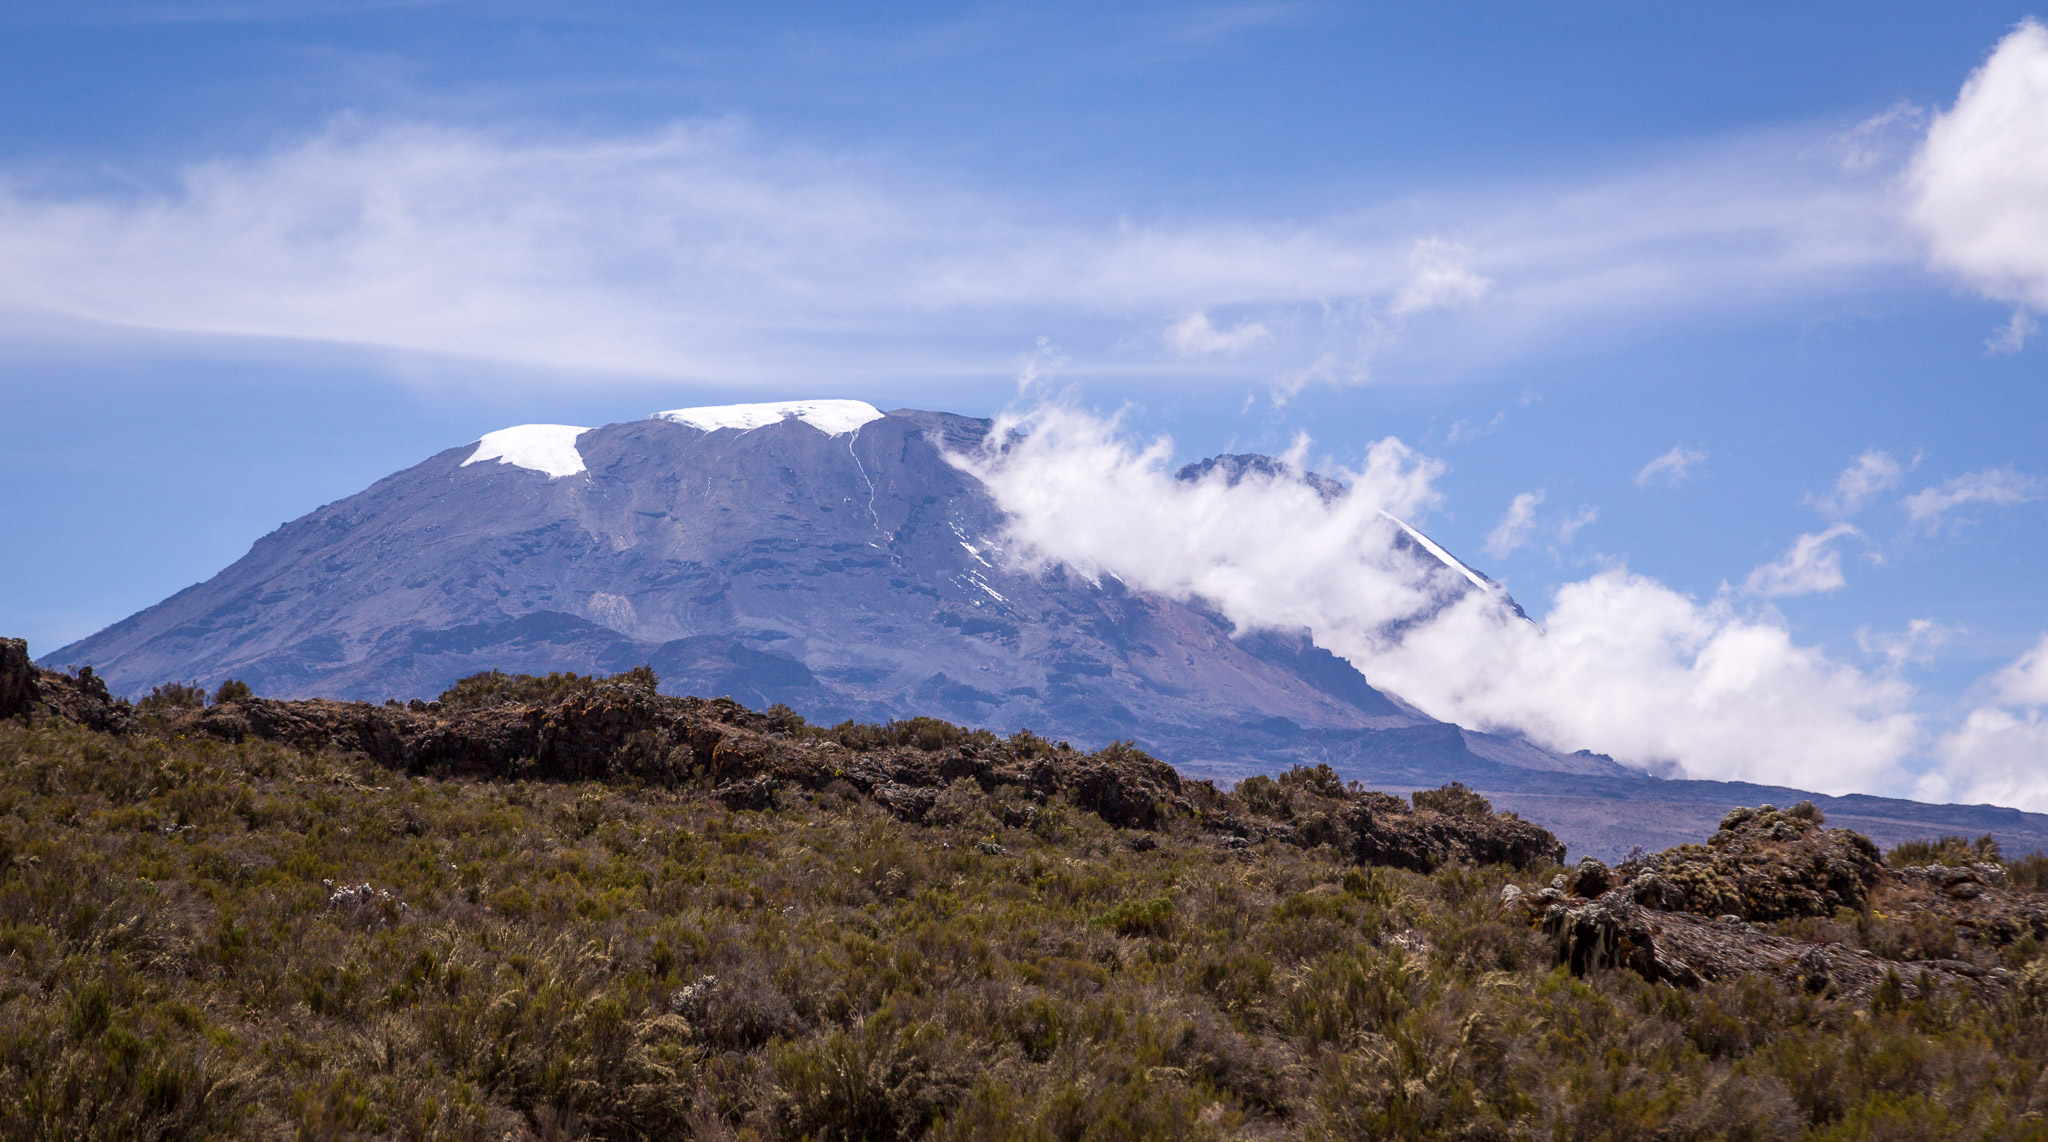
1509,803 -> 2048,1000
2,640 -> 1564,873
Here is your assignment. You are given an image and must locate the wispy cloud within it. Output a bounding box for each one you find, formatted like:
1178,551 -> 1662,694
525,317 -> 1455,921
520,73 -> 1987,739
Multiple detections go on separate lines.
1856,618 -> 1955,671
1744,523 -> 1861,598
1389,238 -> 1490,316
1987,309 -> 2038,355
1163,2 -> 1314,45
1164,311 -> 1272,356
1811,449 -> 1904,517
0,104 -> 1926,388
1443,411 -> 1505,445
1903,466 -> 2046,527
1555,505 -> 1598,545
1483,491 -> 1544,558
1635,445 -> 1707,488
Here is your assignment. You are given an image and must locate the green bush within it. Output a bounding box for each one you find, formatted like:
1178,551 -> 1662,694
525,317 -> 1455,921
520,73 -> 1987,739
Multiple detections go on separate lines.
209,678 -> 252,705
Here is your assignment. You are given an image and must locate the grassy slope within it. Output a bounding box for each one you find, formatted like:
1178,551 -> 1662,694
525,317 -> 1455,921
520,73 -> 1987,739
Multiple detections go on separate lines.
4,713 -> 2048,1141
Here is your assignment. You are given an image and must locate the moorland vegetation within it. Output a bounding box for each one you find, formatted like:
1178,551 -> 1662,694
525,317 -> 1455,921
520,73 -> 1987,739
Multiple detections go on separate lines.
4,641 -> 2048,1140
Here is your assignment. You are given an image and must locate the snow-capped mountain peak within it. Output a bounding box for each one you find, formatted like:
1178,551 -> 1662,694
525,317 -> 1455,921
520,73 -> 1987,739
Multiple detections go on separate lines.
652,399 -> 884,437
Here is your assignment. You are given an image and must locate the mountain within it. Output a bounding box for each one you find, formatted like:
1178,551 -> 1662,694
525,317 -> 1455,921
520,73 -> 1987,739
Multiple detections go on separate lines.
41,399 -> 2048,858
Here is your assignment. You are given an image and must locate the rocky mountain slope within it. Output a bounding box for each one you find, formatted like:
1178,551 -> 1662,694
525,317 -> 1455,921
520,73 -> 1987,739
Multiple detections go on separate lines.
39,403 -> 1618,771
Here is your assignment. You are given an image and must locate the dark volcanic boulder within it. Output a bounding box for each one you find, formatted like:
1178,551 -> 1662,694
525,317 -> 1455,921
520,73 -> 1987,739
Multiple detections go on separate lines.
1348,790 -> 1565,872
0,638 -> 32,719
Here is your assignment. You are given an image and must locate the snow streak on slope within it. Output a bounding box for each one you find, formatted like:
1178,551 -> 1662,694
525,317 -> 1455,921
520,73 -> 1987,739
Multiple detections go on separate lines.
463,424 -> 592,479
654,399 -> 884,437
1380,511 -> 1494,594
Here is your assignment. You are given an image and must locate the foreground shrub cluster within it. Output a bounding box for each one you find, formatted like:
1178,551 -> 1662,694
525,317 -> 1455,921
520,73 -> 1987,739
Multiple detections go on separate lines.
3,684 -> 2048,1138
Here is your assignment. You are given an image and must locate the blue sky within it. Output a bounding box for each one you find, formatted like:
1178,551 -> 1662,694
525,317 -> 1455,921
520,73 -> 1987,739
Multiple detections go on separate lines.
3,2 -> 2045,804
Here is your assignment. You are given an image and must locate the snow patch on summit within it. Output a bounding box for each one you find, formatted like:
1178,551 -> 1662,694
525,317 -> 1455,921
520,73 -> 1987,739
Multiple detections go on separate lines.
653,399 -> 883,437
463,424 -> 592,479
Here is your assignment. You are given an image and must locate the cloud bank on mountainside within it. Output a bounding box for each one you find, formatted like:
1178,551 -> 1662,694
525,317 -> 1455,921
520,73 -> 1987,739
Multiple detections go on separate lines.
952,405 -> 1923,796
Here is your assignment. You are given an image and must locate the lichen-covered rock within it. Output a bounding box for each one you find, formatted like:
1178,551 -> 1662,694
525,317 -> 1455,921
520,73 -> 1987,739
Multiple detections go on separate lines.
1543,891 -> 1699,987
1349,791 -> 1565,873
1635,803 -> 1884,921
1570,856 -> 1613,899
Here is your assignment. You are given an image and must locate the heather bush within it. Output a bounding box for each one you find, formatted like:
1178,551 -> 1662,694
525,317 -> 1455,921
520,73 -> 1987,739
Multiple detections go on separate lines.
1410,781 -> 1491,818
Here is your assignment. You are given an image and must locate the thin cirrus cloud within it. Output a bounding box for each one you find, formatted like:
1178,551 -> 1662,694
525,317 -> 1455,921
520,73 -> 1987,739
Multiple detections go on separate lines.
0,96 -> 1932,388
1902,466 -> 2047,527
1635,445 -> 1707,488
952,403 -> 1922,795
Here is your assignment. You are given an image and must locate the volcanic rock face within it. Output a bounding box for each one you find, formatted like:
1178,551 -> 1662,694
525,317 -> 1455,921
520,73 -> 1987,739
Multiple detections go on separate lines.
42,404 -> 1626,794
0,639 -> 31,720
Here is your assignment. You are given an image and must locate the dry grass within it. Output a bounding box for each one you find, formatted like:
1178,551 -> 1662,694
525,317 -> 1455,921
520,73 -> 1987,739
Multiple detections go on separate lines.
4,714 -> 2048,1140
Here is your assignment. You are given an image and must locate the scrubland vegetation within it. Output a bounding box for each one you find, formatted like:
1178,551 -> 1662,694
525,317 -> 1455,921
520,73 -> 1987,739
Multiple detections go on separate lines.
5,676 -> 2048,1139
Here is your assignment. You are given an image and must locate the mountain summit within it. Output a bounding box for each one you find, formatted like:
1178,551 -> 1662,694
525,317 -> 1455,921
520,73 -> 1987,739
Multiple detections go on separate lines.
48,400 -> 1564,770
44,400 -> 2048,857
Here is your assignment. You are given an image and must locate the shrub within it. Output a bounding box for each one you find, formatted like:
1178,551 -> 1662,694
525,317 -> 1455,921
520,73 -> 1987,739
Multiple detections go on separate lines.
1097,895 -> 1176,938
1888,834 -> 2001,868
435,665 -> 659,709
138,681 -> 208,711
1412,781 -> 1491,818
210,679 -> 252,705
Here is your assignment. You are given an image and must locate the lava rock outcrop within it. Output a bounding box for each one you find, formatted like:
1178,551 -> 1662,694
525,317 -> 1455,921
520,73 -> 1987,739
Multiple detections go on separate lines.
1631,802 -> 1886,921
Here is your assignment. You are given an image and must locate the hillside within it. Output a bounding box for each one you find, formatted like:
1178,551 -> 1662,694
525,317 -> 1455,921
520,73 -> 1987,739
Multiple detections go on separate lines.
7,650 -> 2048,1139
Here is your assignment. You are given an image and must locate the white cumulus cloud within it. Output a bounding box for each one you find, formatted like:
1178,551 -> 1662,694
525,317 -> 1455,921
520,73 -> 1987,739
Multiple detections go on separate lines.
1996,633 -> 2048,705
1908,20 -> 2048,313
1927,634 -> 2048,811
